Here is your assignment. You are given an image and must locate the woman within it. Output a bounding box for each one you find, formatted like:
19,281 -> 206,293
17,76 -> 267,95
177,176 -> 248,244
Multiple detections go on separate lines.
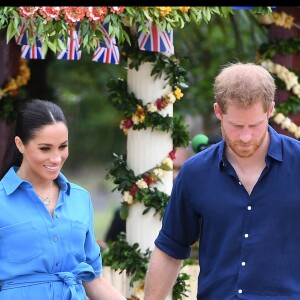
0,99 -> 125,299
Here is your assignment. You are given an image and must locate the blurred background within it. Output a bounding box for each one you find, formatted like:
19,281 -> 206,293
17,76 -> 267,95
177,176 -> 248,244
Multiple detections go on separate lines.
1,10 -> 269,240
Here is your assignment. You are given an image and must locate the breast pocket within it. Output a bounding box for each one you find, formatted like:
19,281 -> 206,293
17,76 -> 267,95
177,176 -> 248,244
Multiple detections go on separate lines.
70,220 -> 88,261
0,221 -> 44,263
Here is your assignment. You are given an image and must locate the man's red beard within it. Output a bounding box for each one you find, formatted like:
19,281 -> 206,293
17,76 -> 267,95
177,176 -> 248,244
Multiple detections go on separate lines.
221,124 -> 267,158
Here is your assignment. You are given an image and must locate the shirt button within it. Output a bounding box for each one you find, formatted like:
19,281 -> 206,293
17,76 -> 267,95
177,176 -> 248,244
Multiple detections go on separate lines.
247,205 -> 252,210
53,236 -> 58,242
241,261 -> 246,266
244,233 -> 249,238
56,262 -> 60,266
238,181 -> 242,185
56,213 -> 60,218
238,289 -> 243,294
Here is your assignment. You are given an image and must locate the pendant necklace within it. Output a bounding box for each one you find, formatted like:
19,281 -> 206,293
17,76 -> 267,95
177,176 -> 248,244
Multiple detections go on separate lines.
42,181 -> 53,206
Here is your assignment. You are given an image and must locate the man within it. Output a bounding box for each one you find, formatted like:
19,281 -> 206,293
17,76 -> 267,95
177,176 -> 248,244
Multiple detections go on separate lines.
144,62 -> 300,299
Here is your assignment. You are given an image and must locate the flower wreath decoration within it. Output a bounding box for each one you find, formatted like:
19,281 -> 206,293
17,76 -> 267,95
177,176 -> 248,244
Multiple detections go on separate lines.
106,36 -> 190,221
1,6 -> 266,56
103,32 -> 192,299
102,232 -> 191,300
257,9 -> 300,140
259,59 -> 300,139
0,58 -> 31,124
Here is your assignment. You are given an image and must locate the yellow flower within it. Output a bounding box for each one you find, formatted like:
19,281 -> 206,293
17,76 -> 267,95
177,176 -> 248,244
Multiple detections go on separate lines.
179,7 -> 190,13
157,7 -> 172,17
174,87 -> 183,99
0,58 -> 30,98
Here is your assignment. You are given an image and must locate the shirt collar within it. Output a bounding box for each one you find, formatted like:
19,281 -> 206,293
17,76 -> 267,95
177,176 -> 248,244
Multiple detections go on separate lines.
1,166 -> 71,196
218,125 -> 283,169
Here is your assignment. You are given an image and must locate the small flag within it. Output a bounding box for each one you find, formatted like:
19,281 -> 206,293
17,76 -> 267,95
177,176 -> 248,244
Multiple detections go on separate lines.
57,25 -> 82,61
138,22 -> 174,54
21,45 -> 44,59
15,17 -> 42,47
92,23 -> 120,64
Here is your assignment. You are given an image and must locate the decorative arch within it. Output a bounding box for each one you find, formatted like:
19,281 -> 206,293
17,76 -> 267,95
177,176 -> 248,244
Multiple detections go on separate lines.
0,6 -> 279,299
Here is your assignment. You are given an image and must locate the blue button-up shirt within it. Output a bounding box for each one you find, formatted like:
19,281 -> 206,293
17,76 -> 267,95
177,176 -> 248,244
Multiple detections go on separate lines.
155,125 -> 300,299
0,167 -> 101,299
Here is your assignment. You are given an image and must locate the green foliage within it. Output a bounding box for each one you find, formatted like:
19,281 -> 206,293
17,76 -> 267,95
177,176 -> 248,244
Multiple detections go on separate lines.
173,272 -> 190,299
0,90 -> 29,124
105,153 -> 170,220
173,10 -> 269,116
259,37 -> 300,59
0,6 -> 272,57
102,232 -> 151,287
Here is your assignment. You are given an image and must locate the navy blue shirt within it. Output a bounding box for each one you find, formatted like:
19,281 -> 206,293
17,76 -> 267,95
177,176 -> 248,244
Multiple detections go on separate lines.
155,125 -> 300,299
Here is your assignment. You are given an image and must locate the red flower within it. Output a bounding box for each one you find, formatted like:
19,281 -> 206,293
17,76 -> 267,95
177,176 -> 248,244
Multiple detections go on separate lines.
39,7 -> 61,21
168,148 -> 177,160
108,6 -> 125,14
63,7 -> 85,26
130,184 -> 138,197
19,7 -> 39,19
156,97 -> 168,110
143,173 -> 156,186
123,117 -> 134,129
85,7 -> 108,23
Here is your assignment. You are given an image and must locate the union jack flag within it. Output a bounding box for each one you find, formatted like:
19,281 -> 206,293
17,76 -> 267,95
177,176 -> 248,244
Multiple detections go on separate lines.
15,17 -> 42,47
57,26 -> 82,61
92,23 -> 120,64
138,22 -> 174,54
21,45 -> 44,59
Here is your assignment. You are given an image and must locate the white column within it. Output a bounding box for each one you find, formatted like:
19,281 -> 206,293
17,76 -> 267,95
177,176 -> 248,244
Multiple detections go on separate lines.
126,61 -> 173,299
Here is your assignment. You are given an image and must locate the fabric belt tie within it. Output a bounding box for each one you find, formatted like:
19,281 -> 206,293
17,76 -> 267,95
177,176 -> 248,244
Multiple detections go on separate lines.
0,262 -> 96,300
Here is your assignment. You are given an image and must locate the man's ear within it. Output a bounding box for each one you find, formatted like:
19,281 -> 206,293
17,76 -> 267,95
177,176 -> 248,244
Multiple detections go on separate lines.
214,103 -> 223,121
15,136 -> 24,153
268,101 -> 275,118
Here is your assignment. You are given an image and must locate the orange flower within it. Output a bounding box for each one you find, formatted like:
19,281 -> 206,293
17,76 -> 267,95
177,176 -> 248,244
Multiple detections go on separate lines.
63,7 -> 85,26
109,6 -> 125,14
85,7 -> 108,23
39,7 -> 61,21
19,7 -> 39,18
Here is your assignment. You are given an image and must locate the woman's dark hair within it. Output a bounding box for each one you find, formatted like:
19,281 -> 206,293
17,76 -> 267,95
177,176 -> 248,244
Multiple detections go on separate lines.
0,99 -> 67,179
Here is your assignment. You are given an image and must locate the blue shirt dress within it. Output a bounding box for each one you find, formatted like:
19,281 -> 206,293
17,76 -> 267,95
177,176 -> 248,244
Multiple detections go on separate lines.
0,167 -> 102,300
155,125 -> 300,299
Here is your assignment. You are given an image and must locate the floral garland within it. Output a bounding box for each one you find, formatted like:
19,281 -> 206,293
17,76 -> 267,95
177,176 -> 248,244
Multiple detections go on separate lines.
102,232 -> 191,300
0,7 -> 272,55
259,59 -> 300,139
258,11 -> 296,29
0,58 -> 30,99
258,37 -> 300,60
260,59 -> 300,95
103,29 -> 193,299
272,110 -> 300,139
106,151 -> 174,220
119,87 -> 183,134
0,58 -> 31,124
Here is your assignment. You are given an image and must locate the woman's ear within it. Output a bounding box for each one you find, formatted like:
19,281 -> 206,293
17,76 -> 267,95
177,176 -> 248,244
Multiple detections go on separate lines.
15,136 -> 24,153
214,103 -> 223,121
